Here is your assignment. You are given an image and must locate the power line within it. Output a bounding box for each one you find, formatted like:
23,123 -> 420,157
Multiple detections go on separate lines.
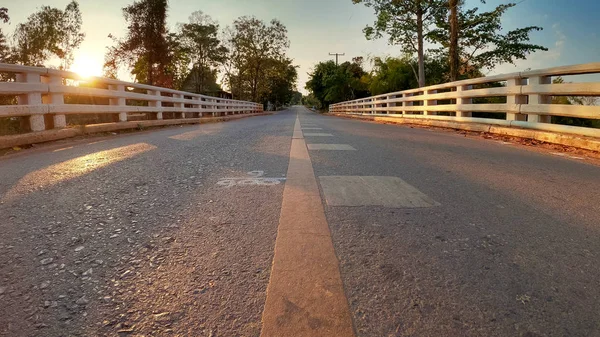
329,52 -> 345,66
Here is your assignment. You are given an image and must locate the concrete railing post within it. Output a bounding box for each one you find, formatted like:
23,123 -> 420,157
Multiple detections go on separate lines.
457,85 -> 472,118
192,96 -> 201,117
17,72 -> 45,131
374,98 -> 383,114
403,93 -> 413,115
43,74 -> 67,128
148,90 -> 162,120
387,95 -> 396,114
424,90 -> 437,116
109,84 -> 127,122
507,78 -> 527,121
174,94 -> 185,119
527,76 -> 552,123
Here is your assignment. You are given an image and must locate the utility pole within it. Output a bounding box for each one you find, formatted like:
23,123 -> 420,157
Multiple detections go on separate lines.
329,52 -> 345,66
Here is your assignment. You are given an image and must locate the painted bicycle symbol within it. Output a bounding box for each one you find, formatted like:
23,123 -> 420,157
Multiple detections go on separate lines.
217,171 -> 286,188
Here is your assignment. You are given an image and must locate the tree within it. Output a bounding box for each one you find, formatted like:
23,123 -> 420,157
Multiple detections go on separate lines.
353,0 -> 444,87
305,58 -> 370,107
0,7 -> 9,62
431,1 -> 547,80
368,56 -> 416,95
262,58 -> 298,108
302,94 -> 320,108
165,32 -> 191,90
180,65 -> 222,94
179,11 -> 227,94
448,0 -> 459,82
57,1 -> 85,70
12,1 -> 85,67
306,61 -> 337,108
104,0 -> 171,87
290,91 -> 302,105
226,16 -> 291,103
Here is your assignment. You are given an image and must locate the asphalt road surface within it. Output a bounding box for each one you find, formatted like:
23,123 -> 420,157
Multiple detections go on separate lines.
1,106 -> 599,337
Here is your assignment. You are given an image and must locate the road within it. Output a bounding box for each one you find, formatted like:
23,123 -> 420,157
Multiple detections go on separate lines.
1,106 -> 599,337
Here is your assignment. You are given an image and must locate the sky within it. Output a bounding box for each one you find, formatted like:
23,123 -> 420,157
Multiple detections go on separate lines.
2,0 -> 600,94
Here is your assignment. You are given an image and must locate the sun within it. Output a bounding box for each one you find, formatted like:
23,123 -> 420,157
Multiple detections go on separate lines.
70,54 -> 103,78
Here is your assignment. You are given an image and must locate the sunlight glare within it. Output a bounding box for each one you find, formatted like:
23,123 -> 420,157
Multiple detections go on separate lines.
1,143 -> 156,203
70,54 -> 103,78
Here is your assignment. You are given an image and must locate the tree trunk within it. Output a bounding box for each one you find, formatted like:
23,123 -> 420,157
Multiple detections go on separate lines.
416,5 -> 426,88
147,51 -> 154,85
449,0 -> 459,82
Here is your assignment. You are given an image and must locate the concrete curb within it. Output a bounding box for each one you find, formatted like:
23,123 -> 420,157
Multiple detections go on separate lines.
331,113 -> 600,152
0,112 -> 272,149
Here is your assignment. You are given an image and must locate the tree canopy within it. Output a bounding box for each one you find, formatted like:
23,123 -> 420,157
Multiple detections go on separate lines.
10,1 -> 84,68
0,7 -> 10,62
104,0 -> 171,86
353,0 -> 444,87
353,0 -> 546,85
225,17 -> 293,103
305,58 -> 370,108
179,11 -> 227,94
101,5 -> 298,105
430,1 -> 547,81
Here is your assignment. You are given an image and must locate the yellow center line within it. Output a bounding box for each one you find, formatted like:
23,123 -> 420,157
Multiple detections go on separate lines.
260,113 -> 355,336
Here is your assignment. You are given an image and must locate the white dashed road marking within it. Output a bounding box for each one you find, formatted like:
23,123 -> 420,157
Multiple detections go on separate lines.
307,144 -> 356,151
303,133 -> 333,137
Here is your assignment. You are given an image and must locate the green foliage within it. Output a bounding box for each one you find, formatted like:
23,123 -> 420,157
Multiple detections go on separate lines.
302,94 -> 320,108
305,59 -> 370,108
0,7 -> 7,23
225,16 -> 294,104
290,91 -> 302,105
354,0 -> 443,47
262,58 -> 298,108
430,2 -> 547,75
165,32 -> 191,90
353,0 -> 445,87
102,7 -> 297,102
104,0 -> 171,86
58,1 -> 85,70
180,65 -> 222,94
354,0 -> 547,86
0,7 -> 9,62
11,1 -> 85,67
368,56 -> 416,95
179,11 -> 227,94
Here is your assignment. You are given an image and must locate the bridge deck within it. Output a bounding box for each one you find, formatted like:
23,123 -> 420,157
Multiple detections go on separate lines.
1,106 -> 599,336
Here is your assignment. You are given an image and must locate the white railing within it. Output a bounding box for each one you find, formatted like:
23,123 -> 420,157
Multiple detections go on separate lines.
0,63 -> 263,134
330,63 -> 600,139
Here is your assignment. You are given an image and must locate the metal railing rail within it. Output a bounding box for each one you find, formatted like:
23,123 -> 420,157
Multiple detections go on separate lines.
329,62 -> 600,139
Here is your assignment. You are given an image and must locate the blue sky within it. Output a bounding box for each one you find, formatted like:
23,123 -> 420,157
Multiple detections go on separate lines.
2,0 -> 599,93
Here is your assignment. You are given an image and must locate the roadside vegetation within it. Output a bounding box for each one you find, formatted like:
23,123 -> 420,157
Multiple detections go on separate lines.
304,0 -> 598,128
0,1 -> 298,108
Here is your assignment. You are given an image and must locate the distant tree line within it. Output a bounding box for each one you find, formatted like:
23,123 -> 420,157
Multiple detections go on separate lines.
0,1 -> 299,107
